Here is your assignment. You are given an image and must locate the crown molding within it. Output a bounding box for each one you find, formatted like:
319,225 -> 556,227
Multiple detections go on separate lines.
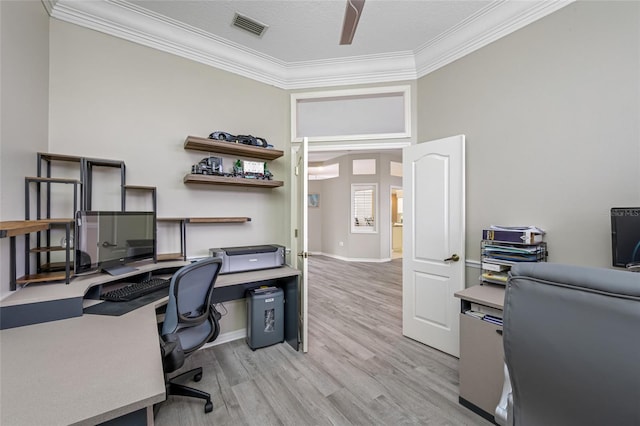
41,0 -> 57,16
48,0 -> 573,90
284,52 -> 417,90
415,0 -> 575,77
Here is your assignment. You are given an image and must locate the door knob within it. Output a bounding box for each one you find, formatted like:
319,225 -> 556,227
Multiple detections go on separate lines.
444,254 -> 460,262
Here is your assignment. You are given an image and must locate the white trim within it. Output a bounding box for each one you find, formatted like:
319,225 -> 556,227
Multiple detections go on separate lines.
351,183 -> 379,234
41,0 -> 56,15
466,259 -> 481,269
49,1 -> 573,89
312,252 -> 476,266
291,85 -> 412,142
415,0 -> 575,77
200,329 -> 246,349
313,252 -> 391,263
285,53 -> 417,90
308,140 -> 411,153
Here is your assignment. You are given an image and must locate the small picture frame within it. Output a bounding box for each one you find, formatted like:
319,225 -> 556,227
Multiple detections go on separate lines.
308,194 -> 320,208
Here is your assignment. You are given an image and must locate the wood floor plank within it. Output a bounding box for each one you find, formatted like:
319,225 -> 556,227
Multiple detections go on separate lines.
155,256 -> 492,426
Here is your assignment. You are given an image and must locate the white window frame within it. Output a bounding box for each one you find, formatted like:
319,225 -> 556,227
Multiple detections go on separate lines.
351,183 -> 378,234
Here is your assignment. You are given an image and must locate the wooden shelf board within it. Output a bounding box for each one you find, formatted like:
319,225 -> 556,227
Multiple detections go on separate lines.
158,217 -> 250,224
187,217 -> 251,224
184,136 -> 284,161
31,246 -> 69,253
124,185 -> 157,190
39,218 -> 74,225
157,253 -> 184,261
85,158 -> 125,167
157,218 -> 185,223
38,152 -> 83,163
184,174 -> 283,188
41,262 -> 74,271
0,220 -> 50,238
25,176 -> 81,184
17,271 -> 73,285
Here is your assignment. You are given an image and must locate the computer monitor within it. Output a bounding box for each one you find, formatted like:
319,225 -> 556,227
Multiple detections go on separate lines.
75,210 -> 156,275
611,207 -> 640,269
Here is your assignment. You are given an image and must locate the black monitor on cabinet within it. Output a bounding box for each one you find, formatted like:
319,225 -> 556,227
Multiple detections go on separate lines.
611,207 -> 640,269
75,211 -> 156,276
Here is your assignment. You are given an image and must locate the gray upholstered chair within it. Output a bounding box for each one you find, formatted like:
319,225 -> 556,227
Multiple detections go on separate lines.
495,262 -> 640,426
160,257 -> 222,414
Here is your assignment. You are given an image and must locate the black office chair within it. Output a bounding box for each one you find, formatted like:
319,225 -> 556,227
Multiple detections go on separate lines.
159,257 -> 222,413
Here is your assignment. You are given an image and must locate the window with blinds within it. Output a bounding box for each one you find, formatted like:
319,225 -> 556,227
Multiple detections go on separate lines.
351,184 -> 378,233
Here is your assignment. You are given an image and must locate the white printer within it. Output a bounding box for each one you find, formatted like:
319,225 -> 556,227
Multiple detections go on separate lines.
209,245 -> 285,274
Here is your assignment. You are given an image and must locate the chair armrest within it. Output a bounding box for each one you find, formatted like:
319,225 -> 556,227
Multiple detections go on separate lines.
495,362 -> 513,426
160,332 -> 185,373
206,305 -> 222,343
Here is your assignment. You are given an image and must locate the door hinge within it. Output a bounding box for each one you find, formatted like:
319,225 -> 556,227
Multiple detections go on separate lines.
295,229 -> 298,238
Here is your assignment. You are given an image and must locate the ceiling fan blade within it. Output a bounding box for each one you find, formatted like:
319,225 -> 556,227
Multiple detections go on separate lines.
340,0 -> 365,45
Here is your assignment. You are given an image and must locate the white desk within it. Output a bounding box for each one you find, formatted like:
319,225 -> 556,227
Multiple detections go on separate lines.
455,284 -> 505,423
0,302 -> 164,425
0,262 -> 301,425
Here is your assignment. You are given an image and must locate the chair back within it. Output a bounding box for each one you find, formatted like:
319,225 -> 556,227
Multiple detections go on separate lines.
504,262 -> 640,425
162,257 -> 222,354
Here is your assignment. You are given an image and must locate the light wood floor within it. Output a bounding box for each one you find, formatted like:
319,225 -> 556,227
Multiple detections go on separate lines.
154,256 -> 491,426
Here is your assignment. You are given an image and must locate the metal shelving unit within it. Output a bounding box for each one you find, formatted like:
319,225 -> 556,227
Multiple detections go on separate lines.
480,240 -> 547,286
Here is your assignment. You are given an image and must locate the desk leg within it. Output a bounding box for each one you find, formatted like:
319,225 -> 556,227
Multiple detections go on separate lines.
10,236 -> 17,291
283,276 -> 300,351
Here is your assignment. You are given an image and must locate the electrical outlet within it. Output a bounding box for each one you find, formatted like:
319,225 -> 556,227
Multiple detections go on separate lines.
339,241 -> 344,247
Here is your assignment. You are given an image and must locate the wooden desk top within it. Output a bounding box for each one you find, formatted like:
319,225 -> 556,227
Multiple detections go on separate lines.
0,262 -> 301,309
0,260 -> 190,308
455,284 -> 505,310
0,304 -> 165,425
0,264 -> 301,425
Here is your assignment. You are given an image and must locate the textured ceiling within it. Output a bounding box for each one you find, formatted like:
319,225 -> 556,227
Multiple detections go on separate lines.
128,0 -> 491,63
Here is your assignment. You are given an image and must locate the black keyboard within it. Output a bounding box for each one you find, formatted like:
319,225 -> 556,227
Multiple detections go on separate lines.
101,277 -> 171,302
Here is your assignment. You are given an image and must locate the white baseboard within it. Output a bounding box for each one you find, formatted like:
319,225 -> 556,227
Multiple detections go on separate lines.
466,259 -> 481,269
201,328 -> 246,349
314,251 -> 480,268
312,252 -> 391,263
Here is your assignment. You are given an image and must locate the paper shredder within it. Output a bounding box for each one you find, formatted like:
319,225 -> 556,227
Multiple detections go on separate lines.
246,286 -> 284,350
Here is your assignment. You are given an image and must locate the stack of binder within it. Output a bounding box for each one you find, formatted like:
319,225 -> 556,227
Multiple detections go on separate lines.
481,226 -> 545,244
480,226 -> 547,286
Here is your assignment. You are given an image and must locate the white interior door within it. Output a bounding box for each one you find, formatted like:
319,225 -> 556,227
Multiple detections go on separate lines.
291,137 -> 309,352
402,135 -> 465,357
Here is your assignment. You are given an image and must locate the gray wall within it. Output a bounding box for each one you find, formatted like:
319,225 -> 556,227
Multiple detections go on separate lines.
0,1 -> 50,300
47,19 -> 290,260
417,0 -> 640,269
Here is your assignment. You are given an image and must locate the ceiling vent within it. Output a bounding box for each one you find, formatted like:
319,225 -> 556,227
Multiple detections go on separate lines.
232,13 -> 268,38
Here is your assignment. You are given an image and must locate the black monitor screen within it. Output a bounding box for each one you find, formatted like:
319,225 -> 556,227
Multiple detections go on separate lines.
75,211 -> 156,275
611,207 -> 640,268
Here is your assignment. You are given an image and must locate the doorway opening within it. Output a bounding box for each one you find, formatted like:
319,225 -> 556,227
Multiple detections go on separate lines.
391,187 -> 403,259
